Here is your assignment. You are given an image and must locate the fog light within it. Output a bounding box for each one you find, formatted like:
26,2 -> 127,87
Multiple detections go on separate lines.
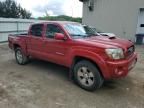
115,67 -> 123,75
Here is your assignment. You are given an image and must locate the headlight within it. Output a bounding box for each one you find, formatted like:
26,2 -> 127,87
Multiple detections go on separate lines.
105,48 -> 124,60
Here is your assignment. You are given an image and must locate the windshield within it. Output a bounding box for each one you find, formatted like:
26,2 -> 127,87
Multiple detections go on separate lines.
63,23 -> 99,38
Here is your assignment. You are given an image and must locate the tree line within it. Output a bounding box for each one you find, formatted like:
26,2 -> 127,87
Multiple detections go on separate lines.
0,0 -> 82,23
0,0 -> 31,19
38,15 -> 82,23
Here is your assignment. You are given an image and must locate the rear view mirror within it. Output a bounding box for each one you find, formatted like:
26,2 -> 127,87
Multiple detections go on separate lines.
54,33 -> 65,40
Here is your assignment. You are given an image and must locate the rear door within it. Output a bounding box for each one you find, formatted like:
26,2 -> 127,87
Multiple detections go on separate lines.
28,24 -> 45,58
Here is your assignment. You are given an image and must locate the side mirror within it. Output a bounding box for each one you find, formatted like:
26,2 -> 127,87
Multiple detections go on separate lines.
54,33 -> 65,40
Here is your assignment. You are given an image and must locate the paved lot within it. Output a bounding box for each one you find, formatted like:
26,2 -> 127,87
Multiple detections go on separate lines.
0,44 -> 144,108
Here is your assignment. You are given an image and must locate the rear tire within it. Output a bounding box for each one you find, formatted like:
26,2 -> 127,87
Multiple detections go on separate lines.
15,48 -> 29,65
74,60 -> 103,91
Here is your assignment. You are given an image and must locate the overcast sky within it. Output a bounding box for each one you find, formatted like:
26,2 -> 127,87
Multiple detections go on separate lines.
11,0 -> 83,18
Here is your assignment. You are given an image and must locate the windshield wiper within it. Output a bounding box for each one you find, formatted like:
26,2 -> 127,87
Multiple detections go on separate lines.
87,34 -> 99,37
71,34 -> 88,37
71,34 -> 86,36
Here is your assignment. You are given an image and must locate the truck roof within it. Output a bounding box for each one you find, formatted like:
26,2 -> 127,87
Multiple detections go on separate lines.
31,21 -> 79,25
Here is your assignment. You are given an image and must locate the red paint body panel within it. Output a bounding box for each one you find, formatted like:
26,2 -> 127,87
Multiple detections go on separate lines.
8,21 -> 137,80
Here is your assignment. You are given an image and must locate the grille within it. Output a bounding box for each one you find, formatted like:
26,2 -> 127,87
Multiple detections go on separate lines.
127,45 -> 135,56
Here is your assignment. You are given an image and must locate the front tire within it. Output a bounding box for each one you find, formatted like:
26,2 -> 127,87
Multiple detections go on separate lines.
15,48 -> 29,65
74,60 -> 104,91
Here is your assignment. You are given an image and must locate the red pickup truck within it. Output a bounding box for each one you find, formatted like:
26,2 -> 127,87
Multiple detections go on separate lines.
8,21 -> 137,91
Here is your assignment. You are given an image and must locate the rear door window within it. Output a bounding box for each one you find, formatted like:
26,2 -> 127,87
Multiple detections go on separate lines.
30,24 -> 43,37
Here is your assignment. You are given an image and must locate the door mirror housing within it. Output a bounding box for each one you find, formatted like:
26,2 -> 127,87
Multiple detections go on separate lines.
54,33 -> 65,40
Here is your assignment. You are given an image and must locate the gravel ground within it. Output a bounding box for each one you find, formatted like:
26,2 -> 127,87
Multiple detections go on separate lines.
0,43 -> 144,108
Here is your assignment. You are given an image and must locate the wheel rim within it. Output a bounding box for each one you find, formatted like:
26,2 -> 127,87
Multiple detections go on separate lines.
16,50 -> 23,63
77,66 -> 95,87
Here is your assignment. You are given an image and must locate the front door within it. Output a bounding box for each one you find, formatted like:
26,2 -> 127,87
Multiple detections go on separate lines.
44,24 -> 69,65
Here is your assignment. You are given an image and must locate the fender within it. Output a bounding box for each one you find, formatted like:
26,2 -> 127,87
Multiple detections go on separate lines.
12,37 -> 28,56
67,48 -> 110,79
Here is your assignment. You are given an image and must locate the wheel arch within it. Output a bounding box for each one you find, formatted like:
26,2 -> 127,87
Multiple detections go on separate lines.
70,55 -> 104,79
13,44 -> 21,50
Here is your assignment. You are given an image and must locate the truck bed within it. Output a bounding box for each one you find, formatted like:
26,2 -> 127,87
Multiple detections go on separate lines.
8,33 -> 28,50
9,33 -> 28,37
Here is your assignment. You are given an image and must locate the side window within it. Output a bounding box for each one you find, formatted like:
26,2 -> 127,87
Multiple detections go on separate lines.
30,24 -> 43,37
46,24 -> 64,38
140,24 -> 144,27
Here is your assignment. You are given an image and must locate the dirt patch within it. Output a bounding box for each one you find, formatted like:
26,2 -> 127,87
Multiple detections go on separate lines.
0,44 -> 144,108
0,83 -> 9,101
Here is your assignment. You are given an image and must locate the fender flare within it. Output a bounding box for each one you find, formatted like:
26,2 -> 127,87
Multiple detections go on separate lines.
68,49 -> 110,79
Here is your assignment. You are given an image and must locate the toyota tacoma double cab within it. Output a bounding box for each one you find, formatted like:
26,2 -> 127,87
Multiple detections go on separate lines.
8,21 -> 137,91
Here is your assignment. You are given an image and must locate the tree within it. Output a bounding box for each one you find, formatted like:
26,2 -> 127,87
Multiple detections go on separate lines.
20,8 -> 31,19
0,2 -> 4,17
0,0 -> 31,19
38,15 -> 82,23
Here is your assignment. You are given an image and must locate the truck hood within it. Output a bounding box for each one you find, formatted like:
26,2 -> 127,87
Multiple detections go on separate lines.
75,36 -> 133,49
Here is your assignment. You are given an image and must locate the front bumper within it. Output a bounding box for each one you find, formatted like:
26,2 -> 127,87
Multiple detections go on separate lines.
104,52 -> 137,79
